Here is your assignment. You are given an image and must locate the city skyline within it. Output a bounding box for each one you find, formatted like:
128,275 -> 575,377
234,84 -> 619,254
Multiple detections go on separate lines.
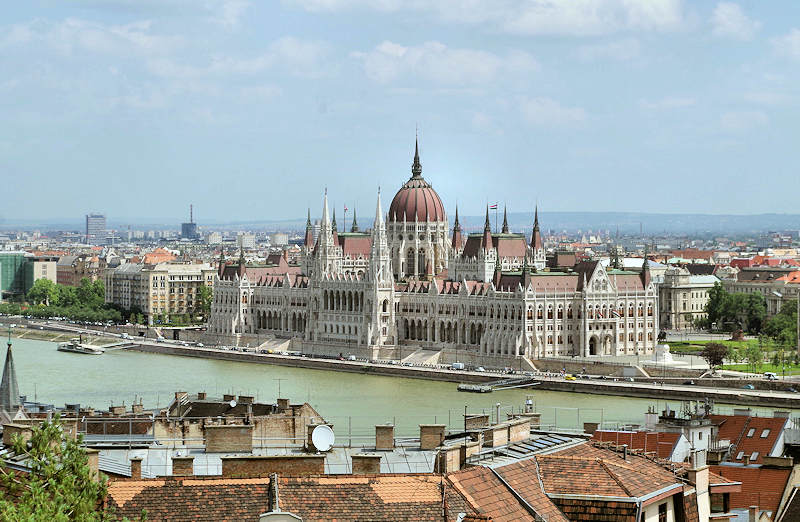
4,2 -> 800,221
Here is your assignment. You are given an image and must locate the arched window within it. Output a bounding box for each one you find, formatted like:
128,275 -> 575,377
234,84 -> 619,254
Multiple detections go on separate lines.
557,306 -> 563,319
537,306 -> 543,320
406,248 -> 415,277
567,306 -> 573,319
547,306 -> 553,319
382,299 -> 388,313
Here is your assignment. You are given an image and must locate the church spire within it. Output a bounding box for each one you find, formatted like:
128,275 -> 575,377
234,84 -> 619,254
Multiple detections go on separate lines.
304,208 -> 314,247
502,205 -> 509,234
530,205 -> 542,249
451,206 -> 463,250
641,245 -> 652,287
351,208 -> 359,232
482,205 -> 493,251
411,136 -> 422,178
0,328 -> 19,414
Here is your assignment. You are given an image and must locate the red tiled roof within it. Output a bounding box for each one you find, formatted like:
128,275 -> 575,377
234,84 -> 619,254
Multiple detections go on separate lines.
446,466 -> 540,522
492,235 -> 527,258
710,465 -> 791,514
338,234 -> 372,258
592,430 -> 682,460
106,474 -> 474,522
709,414 -> 787,464
489,461 -> 569,521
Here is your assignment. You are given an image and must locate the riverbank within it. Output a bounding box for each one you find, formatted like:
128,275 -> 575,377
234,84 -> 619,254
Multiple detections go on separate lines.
6,325 -> 118,346
123,341 -> 800,409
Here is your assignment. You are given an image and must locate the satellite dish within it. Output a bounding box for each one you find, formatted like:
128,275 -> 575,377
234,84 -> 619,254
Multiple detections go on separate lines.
311,425 -> 335,452
229,400 -> 237,408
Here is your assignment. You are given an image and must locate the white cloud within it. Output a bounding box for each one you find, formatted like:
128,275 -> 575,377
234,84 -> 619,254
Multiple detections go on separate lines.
711,2 -> 760,40
742,91 -> 791,106
288,0 -> 685,36
578,38 -> 640,61
719,110 -> 767,132
149,37 -> 329,78
772,29 -> 800,60
352,40 -> 538,85
639,96 -> 695,110
216,0 -> 252,28
519,96 -> 586,127
0,18 -> 182,56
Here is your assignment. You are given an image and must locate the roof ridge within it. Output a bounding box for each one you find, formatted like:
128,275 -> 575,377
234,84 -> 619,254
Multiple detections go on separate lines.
597,459 -> 633,497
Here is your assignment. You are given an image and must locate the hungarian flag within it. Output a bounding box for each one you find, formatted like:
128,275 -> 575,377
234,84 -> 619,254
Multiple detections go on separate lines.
344,205 -> 348,212
489,204 -> 498,209
612,310 -> 621,318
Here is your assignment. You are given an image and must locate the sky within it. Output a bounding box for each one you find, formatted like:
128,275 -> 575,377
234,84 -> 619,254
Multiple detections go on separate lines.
3,1 -> 800,224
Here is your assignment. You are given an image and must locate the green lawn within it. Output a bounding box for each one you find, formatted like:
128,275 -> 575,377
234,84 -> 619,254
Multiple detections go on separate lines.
719,362 -> 800,375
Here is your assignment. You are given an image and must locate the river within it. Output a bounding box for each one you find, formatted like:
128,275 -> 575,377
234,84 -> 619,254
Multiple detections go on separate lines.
10,338 -> 788,439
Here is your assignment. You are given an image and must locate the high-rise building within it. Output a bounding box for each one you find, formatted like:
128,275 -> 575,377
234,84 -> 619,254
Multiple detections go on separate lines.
85,213 -> 106,244
181,204 -> 200,240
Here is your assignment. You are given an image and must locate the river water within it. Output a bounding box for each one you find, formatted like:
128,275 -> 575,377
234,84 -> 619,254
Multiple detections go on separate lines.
11,338 -> 786,439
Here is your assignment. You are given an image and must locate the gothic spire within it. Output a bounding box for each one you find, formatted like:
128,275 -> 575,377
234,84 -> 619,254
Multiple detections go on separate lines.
530,205 -> 542,250
332,208 -> 338,231
482,205 -> 493,251
451,206 -> 463,251
351,208 -> 359,232
501,205 -> 509,234
0,330 -> 19,414
641,245 -> 652,287
304,208 -> 314,247
411,136 -> 422,178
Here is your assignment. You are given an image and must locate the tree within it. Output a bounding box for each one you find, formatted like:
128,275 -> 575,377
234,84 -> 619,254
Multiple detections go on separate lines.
744,344 -> 763,372
703,283 -> 766,334
763,299 -> 798,348
196,285 -> 212,319
700,342 -> 728,369
0,416 -> 121,521
26,279 -> 58,306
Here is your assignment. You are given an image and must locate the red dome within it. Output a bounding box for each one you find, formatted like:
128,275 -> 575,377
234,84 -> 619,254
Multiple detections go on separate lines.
388,140 -> 447,223
388,177 -> 446,222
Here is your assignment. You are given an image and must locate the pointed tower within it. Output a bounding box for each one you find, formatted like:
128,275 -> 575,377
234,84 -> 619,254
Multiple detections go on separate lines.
451,206 -> 463,251
314,190 -> 342,277
350,208 -> 359,233
530,205 -> 542,249
412,136 -> 422,178
331,209 -> 339,246
367,189 -> 395,347
217,250 -> 226,278
238,245 -> 246,278
369,190 -> 391,284
529,205 -> 545,270
304,209 -> 314,248
501,205 -> 509,234
641,245 -> 652,287
0,329 -> 20,414
482,205 -> 493,252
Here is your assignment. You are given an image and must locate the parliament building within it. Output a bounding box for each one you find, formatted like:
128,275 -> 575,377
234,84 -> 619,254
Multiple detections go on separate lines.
209,141 -> 658,364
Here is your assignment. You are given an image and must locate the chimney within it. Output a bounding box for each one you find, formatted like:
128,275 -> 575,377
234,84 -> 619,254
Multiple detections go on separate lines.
197,392 -> 207,400
749,506 -> 758,522
622,444 -> 628,461
375,424 -> 394,450
86,449 -> 100,482
130,457 -> 143,480
172,456 -> 195,477
223,394 -> 235,402
238,395 -> 254,405
277,398 -> 290,411
175,391 -> 189,401
743,454 -> 751,466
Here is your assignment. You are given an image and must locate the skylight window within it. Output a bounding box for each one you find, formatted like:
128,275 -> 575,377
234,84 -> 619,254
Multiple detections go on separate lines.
746,428 -> 756,437
750,452 -> 759,461
736,451 -> 744,460
761,429 -> 771,438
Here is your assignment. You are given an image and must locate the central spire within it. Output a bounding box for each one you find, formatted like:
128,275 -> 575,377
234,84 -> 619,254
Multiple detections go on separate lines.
502,205 -> 509,234
411,136 -> 422,178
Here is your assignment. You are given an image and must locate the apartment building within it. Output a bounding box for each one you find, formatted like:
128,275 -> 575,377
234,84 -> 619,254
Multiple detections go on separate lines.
105,262 -> 215,324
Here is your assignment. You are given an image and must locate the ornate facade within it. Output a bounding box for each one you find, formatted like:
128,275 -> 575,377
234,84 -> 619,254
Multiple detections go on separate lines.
209,141 -> 658,360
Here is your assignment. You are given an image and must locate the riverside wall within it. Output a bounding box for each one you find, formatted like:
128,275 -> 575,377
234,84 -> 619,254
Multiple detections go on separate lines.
122,342 -> 800,409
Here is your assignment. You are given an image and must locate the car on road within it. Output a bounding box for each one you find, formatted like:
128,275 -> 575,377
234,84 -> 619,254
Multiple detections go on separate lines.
475,366 -> 486,372
764,372 -> 778,381
682,380 -> 696,386
564,374 -> 577,381
742,384 -> 755,390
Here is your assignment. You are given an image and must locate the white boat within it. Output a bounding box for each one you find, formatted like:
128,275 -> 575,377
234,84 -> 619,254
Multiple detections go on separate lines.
57,337 -> 105,355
